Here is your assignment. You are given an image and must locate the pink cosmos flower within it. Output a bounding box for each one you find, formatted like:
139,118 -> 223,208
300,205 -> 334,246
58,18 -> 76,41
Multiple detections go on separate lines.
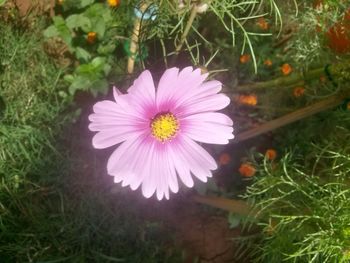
88,67 -> 234,200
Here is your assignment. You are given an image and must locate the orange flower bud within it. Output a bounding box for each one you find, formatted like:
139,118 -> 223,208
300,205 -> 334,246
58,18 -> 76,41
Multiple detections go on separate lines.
219,153 -> 231,166
87,32 -> 97,44
281,63 -> 292,75
264,59 -> 272,67
265,149 -> 277,161
347,101 -> 350,110
257,17 -> 269,30
57,0 -> 64,4
238,94 -> 258,106
240,54 -> 251,64
239,163 -> 256,177
293,87 -> 305,97
108,0 -> 120,7
320,75 -> 327,83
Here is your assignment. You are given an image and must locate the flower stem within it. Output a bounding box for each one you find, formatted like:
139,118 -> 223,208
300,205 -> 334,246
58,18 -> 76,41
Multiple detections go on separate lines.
234,92 -> 350,143
170,6 -> 198,65
127,4 -> 149,74
236,67 -> 325,91
193,194 -> 252,215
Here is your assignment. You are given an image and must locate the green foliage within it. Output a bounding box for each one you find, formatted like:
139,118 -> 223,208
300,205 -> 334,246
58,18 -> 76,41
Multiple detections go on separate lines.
238,111 -> 350,262
0,21 -> 71,183
43,1 -> 125,95
0,21 -> 181,262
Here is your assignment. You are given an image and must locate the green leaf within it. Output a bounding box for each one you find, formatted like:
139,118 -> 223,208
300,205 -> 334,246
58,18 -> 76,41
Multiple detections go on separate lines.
91,78 -> 109,96
75,47 -> 91,62
0,0 -> 7,7
66,14 -> 91,31
80,0 -> 94,8
97,43 -> 116,55
84,3 -> 105,19
90,57 -> 106,69
68,76 -> 91,95
43,25 -> 59,38
52,16 -> 72,46
63,74 -> 75,83
92,19 -> 106,38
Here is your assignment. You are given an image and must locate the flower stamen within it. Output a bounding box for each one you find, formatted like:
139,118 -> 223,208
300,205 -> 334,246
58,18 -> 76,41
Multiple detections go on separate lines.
151,112 -> 179,142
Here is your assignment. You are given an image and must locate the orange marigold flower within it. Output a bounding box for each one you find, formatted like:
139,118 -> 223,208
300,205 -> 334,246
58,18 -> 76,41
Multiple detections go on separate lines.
108,0 -> 120,7
257,17 -> 269,30
293,87 -> 305,97
219,153 -> 231,166
320,75 -> 327,83
239,163 -> 256,177
281,63 -> 292,75
347,102 -> 350,110
264,59 -> 272,67
87,32 -> 97,44
240,54 -> 251,64
265,149 -> 277,161
238,94 -> 258,106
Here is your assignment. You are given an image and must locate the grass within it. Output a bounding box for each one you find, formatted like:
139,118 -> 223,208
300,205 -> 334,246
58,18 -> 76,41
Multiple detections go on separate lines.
0,21 -> 181,262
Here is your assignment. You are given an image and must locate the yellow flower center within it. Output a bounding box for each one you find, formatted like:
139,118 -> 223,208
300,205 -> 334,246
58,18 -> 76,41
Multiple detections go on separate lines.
150,112 -> 179,142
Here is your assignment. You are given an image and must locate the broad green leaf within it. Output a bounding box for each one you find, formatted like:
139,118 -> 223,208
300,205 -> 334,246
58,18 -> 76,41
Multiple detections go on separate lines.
80,0 -> 94,8
75,47 -> 91,62
66,14 -> 91,31
43,25 -> 59,38
84,3 -> 105,18
91,78 -> 109,96
90,57 -> 106,69
0,0 -> 7,7
68,76 -> 91,95
63,74 -> 75,83
52,16 -> 72,46
92,19 -> 106,38
97,43 -> 116,55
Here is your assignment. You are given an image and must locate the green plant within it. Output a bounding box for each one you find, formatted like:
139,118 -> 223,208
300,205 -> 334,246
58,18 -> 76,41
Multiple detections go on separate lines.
44,1 -> 126,95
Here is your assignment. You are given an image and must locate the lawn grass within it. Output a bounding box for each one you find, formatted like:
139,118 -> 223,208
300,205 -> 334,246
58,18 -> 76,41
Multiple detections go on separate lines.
0,21 -> 181,263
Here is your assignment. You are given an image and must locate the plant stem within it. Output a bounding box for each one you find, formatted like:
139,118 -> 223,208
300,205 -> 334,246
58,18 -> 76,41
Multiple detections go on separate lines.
193,194 -> 252,215
127,4 -> 149,74
234,92 -> 349,143
170,6 -> 198,65
236,67 -> 325,91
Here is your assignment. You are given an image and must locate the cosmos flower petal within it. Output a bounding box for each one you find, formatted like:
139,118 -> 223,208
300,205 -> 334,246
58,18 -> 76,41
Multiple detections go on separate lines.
156,67 -> 179,106
183,112 -> 233,126
92,129 -> 140,149
168,146 -> 194,187
128,70 -> 156,105
113,86 -> 122,101
157,67 -> 208,111
174,80 -> 222,107
176,94 -> 230,117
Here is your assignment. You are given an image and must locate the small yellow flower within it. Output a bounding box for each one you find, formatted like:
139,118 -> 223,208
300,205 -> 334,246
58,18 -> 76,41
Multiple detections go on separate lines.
293,87 -> 305,98
240,54 -> 251,64
281,63 -> 292,76
238,94 -> 258,106
257,17 -> 269,30
264,59 -> 272,67
108,0 -> 120,7
219,153 -> 231,166
87,32 -> 97,44
265,149 -> 277,161
239,163 -> 256,177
